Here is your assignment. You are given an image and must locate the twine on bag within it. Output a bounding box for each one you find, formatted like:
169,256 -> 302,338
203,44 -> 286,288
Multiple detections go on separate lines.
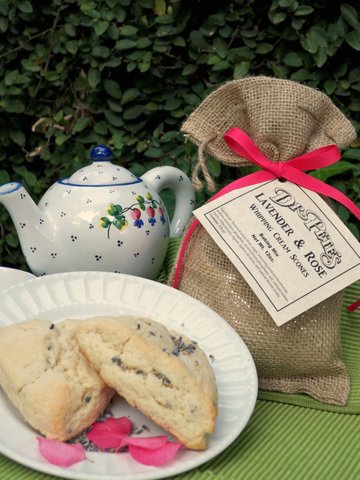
191,134 -> 217,193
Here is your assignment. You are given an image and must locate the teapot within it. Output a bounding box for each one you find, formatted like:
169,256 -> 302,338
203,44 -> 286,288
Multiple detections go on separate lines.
0,145 -> 195,279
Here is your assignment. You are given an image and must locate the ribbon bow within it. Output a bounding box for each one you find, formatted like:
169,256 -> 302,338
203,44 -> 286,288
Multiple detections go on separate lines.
172,127 -> 360,288
222,127 -> 360,219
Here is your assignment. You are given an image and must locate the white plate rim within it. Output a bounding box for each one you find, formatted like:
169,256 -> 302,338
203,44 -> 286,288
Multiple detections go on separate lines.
0,271 -> 258,480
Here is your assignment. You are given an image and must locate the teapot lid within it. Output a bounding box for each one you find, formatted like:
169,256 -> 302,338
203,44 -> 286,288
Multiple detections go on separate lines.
61,145 -> 138,186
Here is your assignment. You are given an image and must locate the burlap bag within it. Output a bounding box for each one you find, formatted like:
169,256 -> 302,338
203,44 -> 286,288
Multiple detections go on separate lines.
168,76 -> 357,405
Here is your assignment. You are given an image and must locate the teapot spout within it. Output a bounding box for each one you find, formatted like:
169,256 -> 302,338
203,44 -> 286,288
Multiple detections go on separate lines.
0,182 -> 53,275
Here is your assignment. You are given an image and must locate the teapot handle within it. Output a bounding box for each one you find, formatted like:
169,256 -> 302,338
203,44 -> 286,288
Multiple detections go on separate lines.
141,166 -> 195,237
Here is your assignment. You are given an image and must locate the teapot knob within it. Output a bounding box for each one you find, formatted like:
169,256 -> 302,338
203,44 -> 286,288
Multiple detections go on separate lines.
90,145 -> 113,161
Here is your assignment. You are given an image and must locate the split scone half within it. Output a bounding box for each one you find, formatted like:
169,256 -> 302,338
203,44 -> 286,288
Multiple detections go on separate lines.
0,319 -> 114,441
75,315 -> 218,450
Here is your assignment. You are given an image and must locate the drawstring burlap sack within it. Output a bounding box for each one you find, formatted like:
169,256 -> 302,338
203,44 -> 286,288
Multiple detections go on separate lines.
168,76 -> 357,405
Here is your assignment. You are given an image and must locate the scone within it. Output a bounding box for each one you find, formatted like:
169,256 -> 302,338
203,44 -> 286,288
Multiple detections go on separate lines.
0,319 -> 114,441
75,315 -> 218,450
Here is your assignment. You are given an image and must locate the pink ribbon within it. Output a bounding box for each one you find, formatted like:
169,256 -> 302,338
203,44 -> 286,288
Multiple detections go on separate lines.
347,299 -> 360,312
172,127 -> 360,288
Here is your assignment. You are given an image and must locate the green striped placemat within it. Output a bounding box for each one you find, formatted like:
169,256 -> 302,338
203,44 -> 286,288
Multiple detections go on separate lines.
1,401 -> 359,480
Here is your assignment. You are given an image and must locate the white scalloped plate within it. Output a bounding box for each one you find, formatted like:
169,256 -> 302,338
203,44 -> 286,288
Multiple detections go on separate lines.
0,272 -> 257,480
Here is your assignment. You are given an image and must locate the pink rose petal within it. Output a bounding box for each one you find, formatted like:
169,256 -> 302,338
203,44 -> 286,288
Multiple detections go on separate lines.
128,441 -> 181,466
126,435 -> 169,449
37,437 -> 85,467
87,416 -> 133,449
93,416 -> 133,435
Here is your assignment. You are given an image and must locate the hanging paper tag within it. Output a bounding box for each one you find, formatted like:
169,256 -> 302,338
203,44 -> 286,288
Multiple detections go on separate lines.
193,179 -> 360,326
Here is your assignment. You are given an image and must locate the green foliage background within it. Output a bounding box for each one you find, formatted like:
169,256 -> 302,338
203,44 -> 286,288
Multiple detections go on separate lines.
0,0 -> 359,270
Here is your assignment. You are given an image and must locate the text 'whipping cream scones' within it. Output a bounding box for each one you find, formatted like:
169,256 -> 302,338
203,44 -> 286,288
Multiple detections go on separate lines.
75,315 -> 218,450
0,319 -> 114,441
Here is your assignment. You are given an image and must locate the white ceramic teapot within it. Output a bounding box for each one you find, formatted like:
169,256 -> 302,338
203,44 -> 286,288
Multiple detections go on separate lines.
0,145 -> 195,279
